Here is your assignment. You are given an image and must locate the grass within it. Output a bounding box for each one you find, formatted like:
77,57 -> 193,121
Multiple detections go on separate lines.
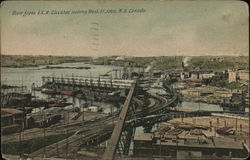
1,132 -> 74,155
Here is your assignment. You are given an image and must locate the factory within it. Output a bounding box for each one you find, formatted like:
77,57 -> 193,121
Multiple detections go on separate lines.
133,127 -> 248,159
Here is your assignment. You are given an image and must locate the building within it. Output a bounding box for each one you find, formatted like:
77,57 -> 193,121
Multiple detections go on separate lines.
227,69 -> 249,83
26,113 -> 62,128
180,70 -> 217,83
200,73 -> 215,79
238,70 -> 249,81
1,108 -> 25,134
228,70 -> 237,83
133,130 -> 248,159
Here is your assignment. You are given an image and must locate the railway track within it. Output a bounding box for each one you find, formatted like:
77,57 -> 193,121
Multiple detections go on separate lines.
17,83 -> 179,158
30,118 -> 116,158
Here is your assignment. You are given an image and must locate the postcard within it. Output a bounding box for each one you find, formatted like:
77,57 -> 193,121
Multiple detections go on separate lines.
1,0 -> 249,160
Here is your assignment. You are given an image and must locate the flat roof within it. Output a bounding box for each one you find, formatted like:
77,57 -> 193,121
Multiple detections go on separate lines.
154,137 -> 244,150
212,137 -> 244,149
134,133 -> 153,141
1,108 -> 24,114
135,132 -> 244,150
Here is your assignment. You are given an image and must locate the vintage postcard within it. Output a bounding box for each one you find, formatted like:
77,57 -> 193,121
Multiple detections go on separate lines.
1,0 -> 249,160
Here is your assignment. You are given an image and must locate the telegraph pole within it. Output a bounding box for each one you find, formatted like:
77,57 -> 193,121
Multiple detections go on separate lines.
19,125 -> 22,158
66,111 -> 69,159
43,112 -> 46,159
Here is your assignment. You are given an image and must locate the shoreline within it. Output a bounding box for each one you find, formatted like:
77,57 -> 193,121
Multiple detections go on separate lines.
1,55 -> 92,68
0,60 -> 91,68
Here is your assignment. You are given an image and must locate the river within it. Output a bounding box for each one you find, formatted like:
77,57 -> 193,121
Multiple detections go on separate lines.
1,62 -> 127,113
1,62 -> 223,112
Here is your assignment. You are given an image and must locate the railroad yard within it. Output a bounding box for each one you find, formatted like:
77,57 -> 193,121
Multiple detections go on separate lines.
1,56 -> 249,160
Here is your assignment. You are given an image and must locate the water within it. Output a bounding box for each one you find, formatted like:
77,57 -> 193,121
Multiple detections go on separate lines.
1,61 -> 223,113
1,62 -> 125,113
1,62 -> 225,156
1,62 -> 124,90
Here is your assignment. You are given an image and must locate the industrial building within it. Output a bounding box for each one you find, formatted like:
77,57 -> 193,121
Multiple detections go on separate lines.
133,128 -> 248,159
228,69 -> 249,83
1,108 -> 25,134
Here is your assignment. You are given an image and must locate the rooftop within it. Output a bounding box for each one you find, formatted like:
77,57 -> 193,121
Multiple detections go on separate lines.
1,108 -> 24,115
134,133 -> 153,141
135,128 -> 246,150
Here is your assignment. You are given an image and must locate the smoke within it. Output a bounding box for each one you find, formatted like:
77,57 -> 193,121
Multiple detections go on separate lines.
145,66 -> 151,72
183,57 -> 191,67
115,56 -> 125,60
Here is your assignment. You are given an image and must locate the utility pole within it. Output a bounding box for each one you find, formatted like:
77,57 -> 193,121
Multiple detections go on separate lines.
56,142 -> 59,157
43,112 -> 46,159
82,109 -> 84,124
160,134 -> 162,157
120,69 -> 122,79
21,78 -> 24,92
32,83 -> 36,99
66,111 -> 69,159
19,125 -> 22,158
235,117 -> 238,131
115,69 -> 118,79
110,75 -> 113,89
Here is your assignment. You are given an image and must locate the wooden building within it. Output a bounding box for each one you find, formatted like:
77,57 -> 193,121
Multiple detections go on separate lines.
1,108 -> 25,134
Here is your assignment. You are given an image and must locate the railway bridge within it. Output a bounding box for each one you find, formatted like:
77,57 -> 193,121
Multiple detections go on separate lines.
42,76 -> 134,90
40,76 -> 180,159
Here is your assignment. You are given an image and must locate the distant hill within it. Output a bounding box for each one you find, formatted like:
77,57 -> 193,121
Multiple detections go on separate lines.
1,55 -> 92,67
93,56 -> 249,71
1,55 -> 249,71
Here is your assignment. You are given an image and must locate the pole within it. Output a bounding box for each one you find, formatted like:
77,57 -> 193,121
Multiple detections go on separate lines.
21,78 -> 23,92
43,112 -> 46,158
235,117 -> 238,131
160,134 -> 162,157
19,125 -> 22,157
66,111 -> 69,159
57,142 -> 59,157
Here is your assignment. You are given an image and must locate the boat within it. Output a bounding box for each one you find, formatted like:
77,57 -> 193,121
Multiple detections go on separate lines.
41,88 -> 58,94
60,90 -> 81,96
32,86 -> 42,91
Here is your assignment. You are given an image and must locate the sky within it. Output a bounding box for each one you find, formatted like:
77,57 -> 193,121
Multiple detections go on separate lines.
1,0 -> 249,57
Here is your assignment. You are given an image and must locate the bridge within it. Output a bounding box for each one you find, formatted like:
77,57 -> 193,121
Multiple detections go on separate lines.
102,81 -> 137,160
31,74 -> 232,159
42,76 -> 135,89
34,76 -> 181,159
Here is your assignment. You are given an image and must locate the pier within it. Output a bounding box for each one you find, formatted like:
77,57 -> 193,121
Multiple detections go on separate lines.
42,76 -> 135,89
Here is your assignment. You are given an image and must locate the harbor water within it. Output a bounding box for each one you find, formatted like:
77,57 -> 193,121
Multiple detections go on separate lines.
1,62 -> 223,113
